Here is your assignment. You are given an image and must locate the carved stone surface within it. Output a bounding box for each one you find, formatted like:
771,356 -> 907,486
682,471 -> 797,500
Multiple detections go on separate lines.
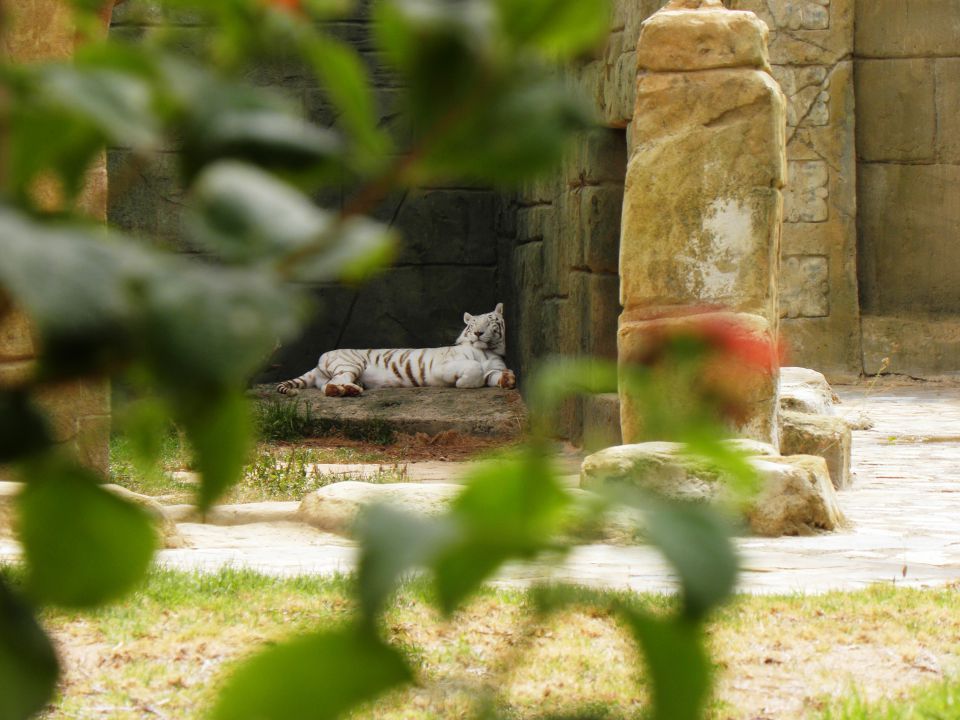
784,161 -> 829,223
780,255 -> 829,318
730,0 -> 859,377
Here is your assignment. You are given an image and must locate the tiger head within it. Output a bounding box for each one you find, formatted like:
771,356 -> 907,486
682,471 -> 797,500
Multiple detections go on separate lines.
456,303 -> 506,355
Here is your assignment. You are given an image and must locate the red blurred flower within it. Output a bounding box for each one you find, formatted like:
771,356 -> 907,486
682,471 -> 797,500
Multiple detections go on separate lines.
630,311 -> 784,426
263,0 -> 304,14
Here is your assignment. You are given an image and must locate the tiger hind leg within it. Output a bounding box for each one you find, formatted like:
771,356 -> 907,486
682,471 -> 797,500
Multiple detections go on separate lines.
277,368 -> 323,396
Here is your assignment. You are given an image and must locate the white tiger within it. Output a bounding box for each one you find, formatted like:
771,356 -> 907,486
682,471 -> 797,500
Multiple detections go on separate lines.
276,303 -> 516,397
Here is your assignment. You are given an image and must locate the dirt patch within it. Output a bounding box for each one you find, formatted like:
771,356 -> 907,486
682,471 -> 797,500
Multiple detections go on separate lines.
276,430 -> 522,462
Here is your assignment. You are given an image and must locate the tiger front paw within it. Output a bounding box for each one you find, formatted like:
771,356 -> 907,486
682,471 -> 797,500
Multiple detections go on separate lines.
277,383 -> 299,396
324,383 -> 363,397
498,370 -> 516,389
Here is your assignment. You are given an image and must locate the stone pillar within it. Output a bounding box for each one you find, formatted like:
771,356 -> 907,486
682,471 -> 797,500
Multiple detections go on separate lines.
618,0 -> 786,446
0,2 -> 113,476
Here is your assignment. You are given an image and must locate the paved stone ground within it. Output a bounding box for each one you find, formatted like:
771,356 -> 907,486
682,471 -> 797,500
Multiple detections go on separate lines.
4,382 -> 960,594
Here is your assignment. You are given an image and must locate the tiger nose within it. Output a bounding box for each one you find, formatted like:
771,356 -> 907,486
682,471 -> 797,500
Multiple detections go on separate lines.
474,331 -> 482,338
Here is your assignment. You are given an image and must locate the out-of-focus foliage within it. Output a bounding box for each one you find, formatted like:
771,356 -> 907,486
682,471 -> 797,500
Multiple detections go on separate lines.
0,0 -> 768,718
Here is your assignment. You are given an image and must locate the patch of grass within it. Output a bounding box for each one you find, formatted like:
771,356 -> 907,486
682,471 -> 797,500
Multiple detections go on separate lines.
226,446 -> 409,503
10,565 -> 960,720
818,678 -> 960,719
254,398 -> 397,444
254,399 -> 318,442
109,433 -> 410,504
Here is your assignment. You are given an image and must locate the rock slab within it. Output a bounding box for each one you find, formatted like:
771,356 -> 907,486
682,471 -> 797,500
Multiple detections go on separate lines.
581,442 -> 845,536
252,386 -> 527,440
779,410 -> 853,490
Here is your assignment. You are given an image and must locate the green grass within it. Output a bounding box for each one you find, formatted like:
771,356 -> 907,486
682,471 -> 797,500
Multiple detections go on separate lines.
4,564 -> 959,720
817,679 -> 960,719
109,433 -> 408,504
255,398 -> 397,444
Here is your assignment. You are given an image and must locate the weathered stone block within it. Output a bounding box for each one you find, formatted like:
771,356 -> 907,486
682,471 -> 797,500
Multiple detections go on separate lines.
856,0 -> 960,58
935,58 -> 960,164
580,441 -> 845,536
0,310 -> 34,361
0,360 -> 36,389
862,315 -> 960,377
622,67 -> 785,319
587,274 -> 620,360
749,454 -> 845,536
567,129 -> 628,186
581,393 -> 623,452
393,189 -> 499,266
579,186 -> 623,275
636,6 -> 771,73
35,380 -> 110,443
779,366 -> 837,416
858,164 -> 960,315
779,410 -> 851,489
855,59 -> 936,162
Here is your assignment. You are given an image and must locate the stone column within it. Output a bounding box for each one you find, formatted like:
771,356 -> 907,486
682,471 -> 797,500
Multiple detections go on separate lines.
618,0 -> 786,446
0,2 -> 113,476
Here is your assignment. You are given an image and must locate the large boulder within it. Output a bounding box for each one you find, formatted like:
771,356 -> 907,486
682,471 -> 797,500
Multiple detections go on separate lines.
102,484 -> 189,549
581,442 -> 846,537
748,455 -> 846,536
779,367 -> 838,416
0,481 -> 187,548
779,410 -> 853,489
297,482 -> 460,535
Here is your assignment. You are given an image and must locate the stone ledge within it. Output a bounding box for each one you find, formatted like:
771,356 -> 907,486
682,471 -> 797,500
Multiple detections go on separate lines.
251,386 -> 528,440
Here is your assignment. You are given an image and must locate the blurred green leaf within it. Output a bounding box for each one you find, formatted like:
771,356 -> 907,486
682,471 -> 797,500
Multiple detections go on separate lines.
186,109 -> 344,178
175,391 -> 253,511
432,450 -> 570,614
618,490 -> 738,620
189,162 -> 397,281
526,357 -> 617,432
18,460 -> 157,607
373,0 -> 494,128
355,504 -> 457,620
620,609 -> 711,720
416,73 -> 594,184
302,36 -> 392,163
0,576 -> 60,720
35,66 -> 160,150
0,391 -> 52,463
211,624 -> 412,720
496,0 -> 610,58
0,210 -> 150,377
140,260 -> 301,388
8,64 -> 158,199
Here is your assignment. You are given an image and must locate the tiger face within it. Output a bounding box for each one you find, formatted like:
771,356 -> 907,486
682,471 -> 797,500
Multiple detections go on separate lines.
457,303 -> 506,355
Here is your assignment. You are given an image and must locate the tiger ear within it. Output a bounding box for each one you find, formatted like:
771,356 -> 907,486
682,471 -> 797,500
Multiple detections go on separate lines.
463,312 -> 473,323
494,303 -> 504,315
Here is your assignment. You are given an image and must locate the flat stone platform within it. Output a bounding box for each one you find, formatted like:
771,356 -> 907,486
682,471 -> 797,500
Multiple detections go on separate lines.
251,385 -> 527,440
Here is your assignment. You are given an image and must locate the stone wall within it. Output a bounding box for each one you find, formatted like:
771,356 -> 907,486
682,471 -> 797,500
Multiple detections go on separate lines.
108,5 -> 508,384
854,0 -> 960,376
1,1 -> 111,476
